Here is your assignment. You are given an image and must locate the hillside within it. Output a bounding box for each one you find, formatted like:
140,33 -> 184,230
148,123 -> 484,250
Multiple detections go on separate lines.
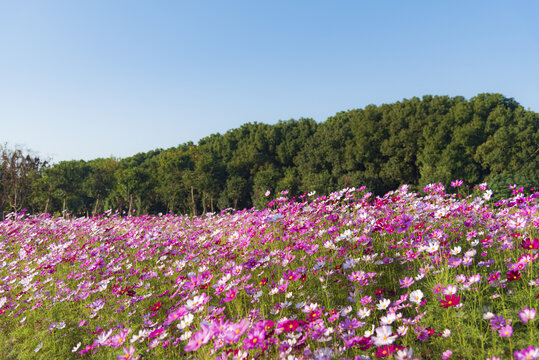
1,93 -> 537,216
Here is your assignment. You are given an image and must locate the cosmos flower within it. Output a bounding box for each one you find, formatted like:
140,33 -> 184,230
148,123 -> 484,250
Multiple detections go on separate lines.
375,344 -> 396,358
442,285 -> 458,295
518,308 -> 536,323
357,307 -> 371,319
184,324 -> 213,352
394,347 -> 414,360
514,346 -> 539,360
372,326 -> 397,346
490,314 -> 507,329
498,325 -> 513,338
243,326 -> 265,350
439,294 -> 460,308
376,299 -> 391,311
117,345 -> 139,360
409,290 -> 424,305
380,312 -> 397,325
507,270 -> 521,282
442,349 -> 453,359
279,319 -> 302,332
521,238 -> 539,250
399,277 -> 415,288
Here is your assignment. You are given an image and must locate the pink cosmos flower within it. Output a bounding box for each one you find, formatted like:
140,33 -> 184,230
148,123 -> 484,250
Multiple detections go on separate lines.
164,306 -> 188,326
518,308 -> 536,323
243,327 -> 265,350
210,316 -> 230,334
399,277 -> 415,288
184,324 -> 213,352
223,319 -> 250,343
514,346 -> 539,360
360,296 -> 372,305
498,325 -> 513,338
111,329 -> 131,348
222,287 -> 238,303
117,345 -> 139,360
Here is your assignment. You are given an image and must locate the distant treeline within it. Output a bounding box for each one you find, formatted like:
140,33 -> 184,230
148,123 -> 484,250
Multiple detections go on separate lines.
1,93 -> 537,217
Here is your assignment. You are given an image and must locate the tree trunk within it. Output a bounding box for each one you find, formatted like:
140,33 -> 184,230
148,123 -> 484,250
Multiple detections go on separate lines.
210,197 -> 214,213
93,195 -> 100,214
128,195 -> 133,215
202,192 -> 207,215
191,185 -> 197,216
63,197 -> 66,212
44,198 -> 49,214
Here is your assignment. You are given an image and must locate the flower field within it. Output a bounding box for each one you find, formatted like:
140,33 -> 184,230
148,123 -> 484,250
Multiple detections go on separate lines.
0,183 -> 537,360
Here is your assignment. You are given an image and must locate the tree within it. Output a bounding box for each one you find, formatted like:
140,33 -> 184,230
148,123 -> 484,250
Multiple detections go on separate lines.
0,145 -> 46,216
84,158 -> 118,214
44,160 -> 91,215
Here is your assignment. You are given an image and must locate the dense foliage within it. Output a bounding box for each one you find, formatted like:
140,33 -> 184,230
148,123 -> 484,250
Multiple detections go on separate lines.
0,183 -> 537,359
1,93 -> 537,217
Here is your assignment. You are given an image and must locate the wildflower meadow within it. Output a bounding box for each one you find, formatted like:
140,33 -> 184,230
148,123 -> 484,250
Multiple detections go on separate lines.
0,182 -> 537,360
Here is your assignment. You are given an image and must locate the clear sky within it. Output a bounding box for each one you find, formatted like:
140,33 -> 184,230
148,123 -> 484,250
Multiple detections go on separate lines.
1,1 -> 538,163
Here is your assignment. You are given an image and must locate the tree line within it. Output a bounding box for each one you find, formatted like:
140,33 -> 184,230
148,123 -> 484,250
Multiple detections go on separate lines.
1,93 -> 537,218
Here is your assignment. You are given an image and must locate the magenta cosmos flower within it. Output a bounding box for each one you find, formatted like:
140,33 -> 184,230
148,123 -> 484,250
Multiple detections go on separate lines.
439,294 -> 460,308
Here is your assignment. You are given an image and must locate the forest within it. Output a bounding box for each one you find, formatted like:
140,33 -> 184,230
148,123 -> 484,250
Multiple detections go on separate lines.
1,93 -> 537,217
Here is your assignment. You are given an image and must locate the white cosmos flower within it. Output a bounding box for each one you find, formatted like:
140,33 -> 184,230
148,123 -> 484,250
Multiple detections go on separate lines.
130,329 -> 150,343
483,312 -> 495,320
72,342 -> 81,352
450,246 -> 461,255
364,324 -> 375,337
465,248 -> 477,257
372,325 -> 397,346
426,241 -> 439,254
442,284 -> 457,295
343,258 -> 356,269
409,289 -> 424,305
177,313 -> 194,330
376,298 -> 391,310
396,325 -> 408,336
179,330 -> 192,341
380,312 -> 397,325
340,306 -> 352,316
96,329 -> 113,345
395,347 -> 414,360
357,307 -> 371,319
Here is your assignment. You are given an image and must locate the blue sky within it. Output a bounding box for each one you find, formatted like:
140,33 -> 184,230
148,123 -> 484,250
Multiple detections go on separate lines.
1,1 -> 538,163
